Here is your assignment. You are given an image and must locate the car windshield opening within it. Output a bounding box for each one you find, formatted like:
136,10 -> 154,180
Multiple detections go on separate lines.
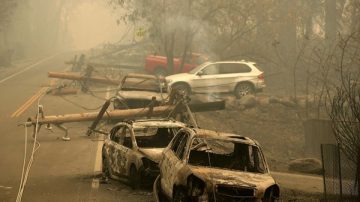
122,77 -> 167,93
189,62 -> 210,74
135,127 -> 179,148
188,138 -> 266,173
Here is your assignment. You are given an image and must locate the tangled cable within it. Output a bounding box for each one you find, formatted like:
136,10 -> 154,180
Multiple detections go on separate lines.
16,98 -> 42,202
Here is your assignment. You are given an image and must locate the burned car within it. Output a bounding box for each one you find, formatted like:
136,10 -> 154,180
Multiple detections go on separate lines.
113,73 -> 169,109
156,128 -> 279,201
102,119 -> 185,188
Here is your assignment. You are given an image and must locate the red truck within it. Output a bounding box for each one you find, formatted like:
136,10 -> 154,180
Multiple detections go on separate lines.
144,53 -> 208,76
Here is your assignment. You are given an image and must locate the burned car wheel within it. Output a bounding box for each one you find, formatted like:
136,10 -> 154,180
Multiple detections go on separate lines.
172,83 -> 190,96
102,156 -> 111,178
129,165 -> 141,189
263,187 -> 279,202
173,188 -> 188,202
235,82 -> 254,98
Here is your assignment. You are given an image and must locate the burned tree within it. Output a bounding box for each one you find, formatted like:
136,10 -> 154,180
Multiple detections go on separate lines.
329,32 -> 360,196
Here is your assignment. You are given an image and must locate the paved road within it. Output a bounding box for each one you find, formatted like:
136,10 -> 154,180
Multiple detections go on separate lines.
0,53 -> 323,201
0,53 -> 151,202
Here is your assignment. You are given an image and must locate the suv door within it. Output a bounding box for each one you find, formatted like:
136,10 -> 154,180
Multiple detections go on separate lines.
216,63 -> 252,92
218,63 -> 253,92
191,64 -> 223,93
160,131 -> 190,197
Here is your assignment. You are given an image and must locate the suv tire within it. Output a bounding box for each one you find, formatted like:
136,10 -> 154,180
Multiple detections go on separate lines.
235,83 -> 254,98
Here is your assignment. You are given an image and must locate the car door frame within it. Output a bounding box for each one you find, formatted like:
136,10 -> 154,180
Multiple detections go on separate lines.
110,122 -> 138,177
190,63 -> 223,93
105,125 -> 123,176
160,129 -> 191,197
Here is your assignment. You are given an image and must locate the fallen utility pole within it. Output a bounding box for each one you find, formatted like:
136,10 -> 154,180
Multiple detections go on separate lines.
87,62 -> 139,69
28,105 -> 175,125
27,101 -> 224,125
48,72 -> 120,85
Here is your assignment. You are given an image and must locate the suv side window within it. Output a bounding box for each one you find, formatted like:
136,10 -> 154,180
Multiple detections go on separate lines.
202,64 -> 219,75
219,63 -> 251,74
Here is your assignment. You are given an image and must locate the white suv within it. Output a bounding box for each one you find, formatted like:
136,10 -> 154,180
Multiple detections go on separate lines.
165,61 -> 265,98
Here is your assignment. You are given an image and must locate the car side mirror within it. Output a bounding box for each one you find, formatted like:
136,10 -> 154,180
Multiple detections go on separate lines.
197,70 -> 204,76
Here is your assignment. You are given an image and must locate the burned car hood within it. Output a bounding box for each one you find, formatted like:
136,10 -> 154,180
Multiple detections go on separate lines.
118,91 -> 167,101
189,166 -> 276,191
138,148 -> 164,163
166,73 -> 191,82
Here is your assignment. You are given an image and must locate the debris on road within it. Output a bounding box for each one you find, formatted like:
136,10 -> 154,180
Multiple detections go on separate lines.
48,71 -> 120,86
48,87 -> 78,95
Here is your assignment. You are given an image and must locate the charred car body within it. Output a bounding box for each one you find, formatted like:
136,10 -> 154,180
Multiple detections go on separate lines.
102,119 -> 185,188
156,128 -> 279,201
113,73 -> 169,110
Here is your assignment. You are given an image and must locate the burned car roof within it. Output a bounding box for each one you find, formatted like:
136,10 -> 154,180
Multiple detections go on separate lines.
132,119 -> 186,128
119,73 -> 168,93
191,128 -> 258,145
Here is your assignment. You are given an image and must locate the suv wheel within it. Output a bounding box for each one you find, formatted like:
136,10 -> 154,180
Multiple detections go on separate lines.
235,83 -> 254,98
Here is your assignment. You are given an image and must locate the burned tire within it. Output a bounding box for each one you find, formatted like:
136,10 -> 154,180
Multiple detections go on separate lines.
263,188 -> 278,202
102,155 -> 111,179
173,188 -> 188,202
235,82 -> 254,98
129,165 -> 141,189
172,83 -> 191,97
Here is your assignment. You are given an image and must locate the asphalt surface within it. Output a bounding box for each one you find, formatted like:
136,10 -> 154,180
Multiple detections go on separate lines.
0,53 -> 152,202
0,53 -> 323,202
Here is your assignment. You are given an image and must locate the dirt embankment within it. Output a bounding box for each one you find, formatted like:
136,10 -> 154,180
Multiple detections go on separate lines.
195,95 -> 308,172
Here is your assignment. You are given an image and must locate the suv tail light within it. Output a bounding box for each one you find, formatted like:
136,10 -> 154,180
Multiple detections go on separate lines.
258,73 -> 264,80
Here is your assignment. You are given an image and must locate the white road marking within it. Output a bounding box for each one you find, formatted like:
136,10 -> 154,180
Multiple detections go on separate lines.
0,54 -> 59,84
10,66 -> 72,118
91,87 -> 110,189
0,185 -> 12,189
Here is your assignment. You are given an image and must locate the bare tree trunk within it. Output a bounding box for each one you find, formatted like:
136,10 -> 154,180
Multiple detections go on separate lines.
325,0 -> 337,42
179,0 -> 193,73
165,32 -> 175,74
357,151 -> 360,197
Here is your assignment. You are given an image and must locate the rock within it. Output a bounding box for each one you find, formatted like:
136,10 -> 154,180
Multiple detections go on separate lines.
256,96 -> 270,106
288,158 -> 322,175
280,99 -> 297,108
238,95 -> 256,108
225,96 -> 237,108
269,96 -> 281,104
297,98 -> 308,108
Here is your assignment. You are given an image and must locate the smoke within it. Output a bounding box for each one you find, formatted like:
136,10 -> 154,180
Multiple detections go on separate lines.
3,0 -> 128,58
67,1 -> 124,50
